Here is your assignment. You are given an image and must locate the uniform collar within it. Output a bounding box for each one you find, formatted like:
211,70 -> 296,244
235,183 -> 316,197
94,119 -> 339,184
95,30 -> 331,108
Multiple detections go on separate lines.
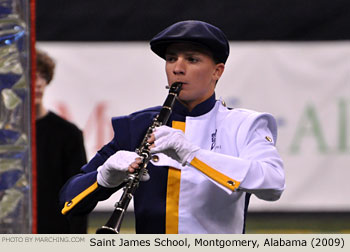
173,93 -> 216,117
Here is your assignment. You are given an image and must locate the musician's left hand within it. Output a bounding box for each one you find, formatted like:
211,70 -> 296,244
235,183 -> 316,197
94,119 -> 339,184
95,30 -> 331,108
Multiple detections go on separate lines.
148,125 -> 200,165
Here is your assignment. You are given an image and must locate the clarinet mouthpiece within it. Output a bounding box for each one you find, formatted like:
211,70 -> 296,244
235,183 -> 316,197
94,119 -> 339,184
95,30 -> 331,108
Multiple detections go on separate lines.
166,82 -> 183,89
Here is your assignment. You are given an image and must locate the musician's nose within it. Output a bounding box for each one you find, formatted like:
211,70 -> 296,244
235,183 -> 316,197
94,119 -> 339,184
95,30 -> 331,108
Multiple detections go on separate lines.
173,58 -> 186,75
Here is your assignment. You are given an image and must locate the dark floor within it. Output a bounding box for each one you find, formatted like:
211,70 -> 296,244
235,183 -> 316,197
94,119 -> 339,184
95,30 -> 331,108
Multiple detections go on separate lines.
88,211 -> 350,234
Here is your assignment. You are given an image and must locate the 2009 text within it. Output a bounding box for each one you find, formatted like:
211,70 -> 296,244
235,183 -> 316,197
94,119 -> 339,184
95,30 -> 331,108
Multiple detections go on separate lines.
311,238 -> 344,248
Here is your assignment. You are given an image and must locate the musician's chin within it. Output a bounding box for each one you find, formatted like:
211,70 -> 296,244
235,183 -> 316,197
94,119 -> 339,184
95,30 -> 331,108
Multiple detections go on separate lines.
176,93 -> 194,104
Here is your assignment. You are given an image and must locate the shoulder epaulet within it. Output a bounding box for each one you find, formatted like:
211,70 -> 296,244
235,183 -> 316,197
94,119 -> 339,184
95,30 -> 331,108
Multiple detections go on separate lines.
129,106 -> 162,117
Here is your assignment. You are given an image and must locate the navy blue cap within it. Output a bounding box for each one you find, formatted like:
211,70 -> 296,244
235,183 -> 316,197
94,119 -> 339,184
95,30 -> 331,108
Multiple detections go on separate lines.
150,20 -> 229,63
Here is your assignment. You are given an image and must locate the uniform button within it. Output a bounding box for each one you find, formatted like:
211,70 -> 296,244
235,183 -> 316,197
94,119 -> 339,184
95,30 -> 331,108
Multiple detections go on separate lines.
227,180 -> 235,186
67,201 -> 73,207
152,155 -> 159,162
221,100 -> 226,107
265,136 -> 273,142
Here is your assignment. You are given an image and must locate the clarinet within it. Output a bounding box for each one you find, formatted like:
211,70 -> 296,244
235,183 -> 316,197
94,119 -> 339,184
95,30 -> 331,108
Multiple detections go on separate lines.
96,82 -> 183,234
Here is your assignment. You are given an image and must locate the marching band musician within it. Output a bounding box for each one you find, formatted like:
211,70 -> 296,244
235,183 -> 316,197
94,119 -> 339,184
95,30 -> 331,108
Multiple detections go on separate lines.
59,20 -> 285,234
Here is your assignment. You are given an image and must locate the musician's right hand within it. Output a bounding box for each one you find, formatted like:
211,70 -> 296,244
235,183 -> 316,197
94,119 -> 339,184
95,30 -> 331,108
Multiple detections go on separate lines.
97,150 -> 149,188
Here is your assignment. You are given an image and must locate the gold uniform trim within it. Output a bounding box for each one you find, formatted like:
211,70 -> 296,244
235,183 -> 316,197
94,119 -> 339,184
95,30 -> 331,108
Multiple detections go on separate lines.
61,181 -> 98,215
165,121 -> 185,234
165,167 -> 181,233
190,157 -> 240,191
172,121 -> 186,132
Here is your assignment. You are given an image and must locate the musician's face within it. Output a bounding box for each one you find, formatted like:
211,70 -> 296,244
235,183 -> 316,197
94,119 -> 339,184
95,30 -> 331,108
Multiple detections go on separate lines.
165,43 -> 224,111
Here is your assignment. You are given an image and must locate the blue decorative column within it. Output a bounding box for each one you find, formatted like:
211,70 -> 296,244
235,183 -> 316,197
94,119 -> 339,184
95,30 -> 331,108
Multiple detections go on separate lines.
0,0 -> 33,233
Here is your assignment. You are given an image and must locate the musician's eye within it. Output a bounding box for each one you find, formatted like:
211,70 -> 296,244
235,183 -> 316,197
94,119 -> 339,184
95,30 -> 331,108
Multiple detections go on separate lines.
165,55 -> 177,62
187,56 -> 199,63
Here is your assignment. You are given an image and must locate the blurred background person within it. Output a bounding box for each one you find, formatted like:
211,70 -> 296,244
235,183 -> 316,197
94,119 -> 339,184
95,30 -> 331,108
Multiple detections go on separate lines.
35,49 -> 88,233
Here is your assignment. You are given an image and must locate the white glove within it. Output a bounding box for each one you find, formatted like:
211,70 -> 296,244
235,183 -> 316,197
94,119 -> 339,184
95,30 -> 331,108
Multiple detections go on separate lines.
150,126 -> 200,165
97,150 -> 149,188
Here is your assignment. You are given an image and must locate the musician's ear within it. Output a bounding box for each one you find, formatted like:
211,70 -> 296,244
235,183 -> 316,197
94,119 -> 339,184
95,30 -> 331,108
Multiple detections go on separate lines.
213,63 -> 225,84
